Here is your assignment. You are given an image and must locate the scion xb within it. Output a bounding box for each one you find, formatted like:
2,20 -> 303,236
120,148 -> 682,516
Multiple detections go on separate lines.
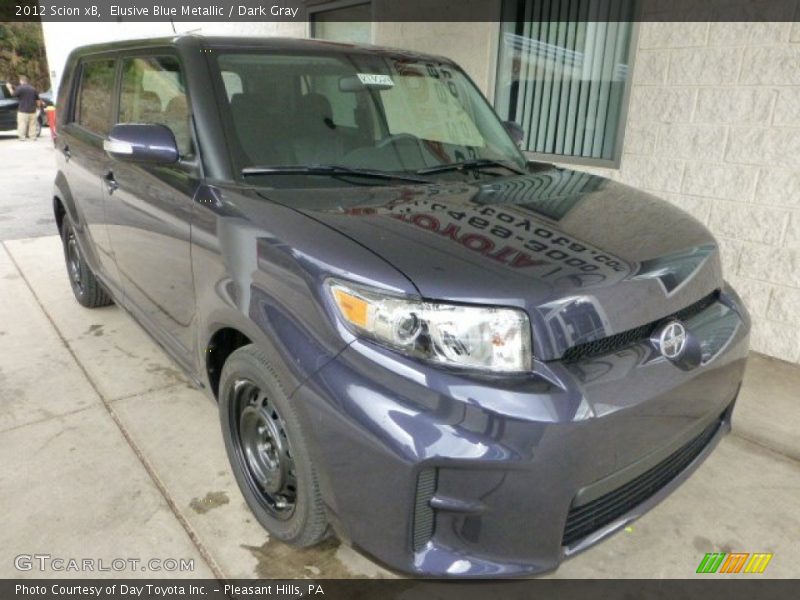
53,35 -> 750,577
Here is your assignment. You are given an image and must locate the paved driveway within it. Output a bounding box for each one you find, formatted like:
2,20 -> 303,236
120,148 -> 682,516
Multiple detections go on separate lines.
0,136 -> 57,240
1,140 -> 799,579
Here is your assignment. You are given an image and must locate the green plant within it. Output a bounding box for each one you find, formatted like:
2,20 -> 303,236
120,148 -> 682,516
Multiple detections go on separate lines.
0,22 -> 50,91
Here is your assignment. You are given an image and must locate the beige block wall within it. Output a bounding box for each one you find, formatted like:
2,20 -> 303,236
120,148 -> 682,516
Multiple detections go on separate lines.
576,22 -> 800,364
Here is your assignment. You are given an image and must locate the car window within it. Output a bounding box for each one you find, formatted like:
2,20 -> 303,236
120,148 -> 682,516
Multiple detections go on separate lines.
215,52 -> 524,176
75,59 -> 116,136
378,64 -> 484,147
119,56 -> 193,157
307,74 -> 358,128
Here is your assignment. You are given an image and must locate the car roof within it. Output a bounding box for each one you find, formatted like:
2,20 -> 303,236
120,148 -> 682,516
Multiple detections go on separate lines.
68,34 -> 455,66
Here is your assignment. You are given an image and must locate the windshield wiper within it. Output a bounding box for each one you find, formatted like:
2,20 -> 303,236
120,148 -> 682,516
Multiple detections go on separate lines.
416,158 -> 527,176
241,164 -> 430,184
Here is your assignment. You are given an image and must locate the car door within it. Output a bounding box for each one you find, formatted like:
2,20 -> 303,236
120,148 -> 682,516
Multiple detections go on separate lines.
103,53 -> 199,362
58,57 -> 121,291
0,83 -> 18,131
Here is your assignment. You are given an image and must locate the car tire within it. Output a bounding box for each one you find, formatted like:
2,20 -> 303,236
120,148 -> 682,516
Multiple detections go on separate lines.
219,344 -> 329,547
61,218 -> 113,308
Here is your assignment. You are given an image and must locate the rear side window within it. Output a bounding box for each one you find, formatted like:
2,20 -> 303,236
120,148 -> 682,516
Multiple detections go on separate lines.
75,59 -> 116,136
119,56 -> 193,157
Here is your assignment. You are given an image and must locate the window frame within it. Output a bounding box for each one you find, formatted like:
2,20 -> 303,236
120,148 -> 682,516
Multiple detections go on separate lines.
308,0 -> 373,43
492,17 -> 640,169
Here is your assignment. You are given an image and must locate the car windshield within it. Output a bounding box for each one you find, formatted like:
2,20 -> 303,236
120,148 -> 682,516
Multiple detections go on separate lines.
214,51 -> 526,184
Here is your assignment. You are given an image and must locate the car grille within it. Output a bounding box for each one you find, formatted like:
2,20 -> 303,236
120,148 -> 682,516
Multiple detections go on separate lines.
562,414 -> 722,547
561,291 -> 719,363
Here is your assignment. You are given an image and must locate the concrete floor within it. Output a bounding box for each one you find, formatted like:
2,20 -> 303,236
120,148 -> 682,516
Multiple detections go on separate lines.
1,141 -> 799,579
0,136 -> 57,241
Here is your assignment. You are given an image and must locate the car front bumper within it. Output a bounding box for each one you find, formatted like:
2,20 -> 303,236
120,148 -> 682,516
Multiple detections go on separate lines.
291,288 -> 750,577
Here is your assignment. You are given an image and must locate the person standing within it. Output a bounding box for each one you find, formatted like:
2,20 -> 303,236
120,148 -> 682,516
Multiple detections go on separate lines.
5,76 -> 39,141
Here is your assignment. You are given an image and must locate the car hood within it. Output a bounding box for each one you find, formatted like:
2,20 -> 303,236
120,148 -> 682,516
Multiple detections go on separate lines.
256,166 -> 722,360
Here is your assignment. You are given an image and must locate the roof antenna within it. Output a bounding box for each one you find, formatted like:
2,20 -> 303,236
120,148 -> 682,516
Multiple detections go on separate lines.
170,19 -> 177,34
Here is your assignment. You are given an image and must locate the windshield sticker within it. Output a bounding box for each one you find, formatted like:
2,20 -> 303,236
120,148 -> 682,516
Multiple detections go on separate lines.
357,73 -> 395,87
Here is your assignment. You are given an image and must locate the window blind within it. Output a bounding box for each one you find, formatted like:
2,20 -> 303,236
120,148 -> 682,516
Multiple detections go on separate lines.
496,0 -> 635,163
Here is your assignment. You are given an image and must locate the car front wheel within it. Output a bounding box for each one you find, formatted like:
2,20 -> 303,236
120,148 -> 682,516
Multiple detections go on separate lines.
219,344 -> 329,547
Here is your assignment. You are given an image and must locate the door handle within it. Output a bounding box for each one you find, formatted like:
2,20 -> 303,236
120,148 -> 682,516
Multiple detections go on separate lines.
104,171 -> 119,194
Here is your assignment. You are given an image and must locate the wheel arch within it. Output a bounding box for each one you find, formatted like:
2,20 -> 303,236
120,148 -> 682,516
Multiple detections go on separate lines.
205,326 -> 252,401
53,170 -> 78,235
200,306 -> 305,404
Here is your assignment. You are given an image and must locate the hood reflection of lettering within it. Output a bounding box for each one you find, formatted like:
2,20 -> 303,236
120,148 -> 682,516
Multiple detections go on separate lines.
630,244 -> 716,295
390,196 -> 630,286
473,168 -> 606,222
322,170 -> 628,286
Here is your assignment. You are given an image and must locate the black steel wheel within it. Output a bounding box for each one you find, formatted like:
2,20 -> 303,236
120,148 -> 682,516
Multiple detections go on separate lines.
61,218 -> 112,308
232,378 -> 298,519
219,345 -> 328,546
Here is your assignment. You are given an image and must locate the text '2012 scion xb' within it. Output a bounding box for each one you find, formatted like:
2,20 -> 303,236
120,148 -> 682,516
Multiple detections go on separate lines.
53,35 -> 750,577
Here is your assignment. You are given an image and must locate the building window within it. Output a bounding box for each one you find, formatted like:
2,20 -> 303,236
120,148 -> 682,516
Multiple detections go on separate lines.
495,0 -> 636,167
309,1 -> 372,44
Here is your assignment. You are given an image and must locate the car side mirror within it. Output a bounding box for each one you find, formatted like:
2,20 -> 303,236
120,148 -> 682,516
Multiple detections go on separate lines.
104,123 -> 179,164
503,121 -> 525,147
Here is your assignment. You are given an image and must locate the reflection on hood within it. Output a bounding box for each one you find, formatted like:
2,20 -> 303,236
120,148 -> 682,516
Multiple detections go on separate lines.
630,244 -> 716,295
472,167 -> 606,221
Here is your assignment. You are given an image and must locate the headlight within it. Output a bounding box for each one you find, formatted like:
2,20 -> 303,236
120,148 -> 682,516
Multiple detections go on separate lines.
327,279 -> 532,372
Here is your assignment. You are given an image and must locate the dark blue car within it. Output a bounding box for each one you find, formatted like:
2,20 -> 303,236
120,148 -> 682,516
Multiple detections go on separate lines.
53,35 -> 750,577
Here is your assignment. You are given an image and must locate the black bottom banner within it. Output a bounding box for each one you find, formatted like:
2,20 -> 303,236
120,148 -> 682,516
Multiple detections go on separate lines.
3,579 -> 798,600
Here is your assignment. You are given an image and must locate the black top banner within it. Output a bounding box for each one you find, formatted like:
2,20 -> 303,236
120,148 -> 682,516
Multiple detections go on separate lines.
1,0 -> 799,22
